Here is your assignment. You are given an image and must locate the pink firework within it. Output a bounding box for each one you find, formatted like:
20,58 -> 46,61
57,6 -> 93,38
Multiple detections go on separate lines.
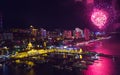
91,9 -> 108,29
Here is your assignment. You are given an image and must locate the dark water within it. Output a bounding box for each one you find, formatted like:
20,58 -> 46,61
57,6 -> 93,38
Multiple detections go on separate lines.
1,36 -> 120,75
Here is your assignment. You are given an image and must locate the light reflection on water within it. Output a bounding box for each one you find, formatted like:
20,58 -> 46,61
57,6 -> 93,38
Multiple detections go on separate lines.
83,40 -> 119,75
83,57 -> 116,75
1,39 -> 120,75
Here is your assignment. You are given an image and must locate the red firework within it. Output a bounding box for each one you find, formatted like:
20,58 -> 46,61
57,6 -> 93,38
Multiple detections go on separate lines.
91,9 -> 108,29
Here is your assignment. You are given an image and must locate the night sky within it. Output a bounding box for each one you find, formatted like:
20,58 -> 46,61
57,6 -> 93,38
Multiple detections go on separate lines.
1,0 -> 120,30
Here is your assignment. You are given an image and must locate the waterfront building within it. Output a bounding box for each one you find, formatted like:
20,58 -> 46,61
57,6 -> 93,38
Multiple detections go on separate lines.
63,30 -> 72,39
41,28 -> 47,38
84,28 -> 90,40
74,28 -> 84,39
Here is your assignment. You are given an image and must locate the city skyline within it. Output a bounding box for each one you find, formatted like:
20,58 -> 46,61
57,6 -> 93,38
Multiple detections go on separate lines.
0,1 -> 120,75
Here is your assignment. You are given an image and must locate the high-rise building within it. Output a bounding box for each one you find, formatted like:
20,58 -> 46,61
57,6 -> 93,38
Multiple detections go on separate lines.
41,28 -> 47,38
74,28 -> 84,39
84,28 -> 90,40
63,30 -> 72,39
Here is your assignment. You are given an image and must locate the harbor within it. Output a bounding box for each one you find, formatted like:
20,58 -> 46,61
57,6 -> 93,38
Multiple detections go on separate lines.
0,36 -> 120,75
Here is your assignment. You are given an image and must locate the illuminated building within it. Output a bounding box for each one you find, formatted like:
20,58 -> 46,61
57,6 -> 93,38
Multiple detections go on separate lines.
54,29 -> 62,36
74,28 -> 84,39
41,28 -> 47,38
29,25 -> 39,41
31,29 -> 38,37
27,42 -> 33,50
63,30 -> 72,38
10,28 -> 30,41
84,28 -> 90,40
68,30 -> 72,38
29,25 -> 38,37
75,31 -> 81,39
63,30 -> 67,38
